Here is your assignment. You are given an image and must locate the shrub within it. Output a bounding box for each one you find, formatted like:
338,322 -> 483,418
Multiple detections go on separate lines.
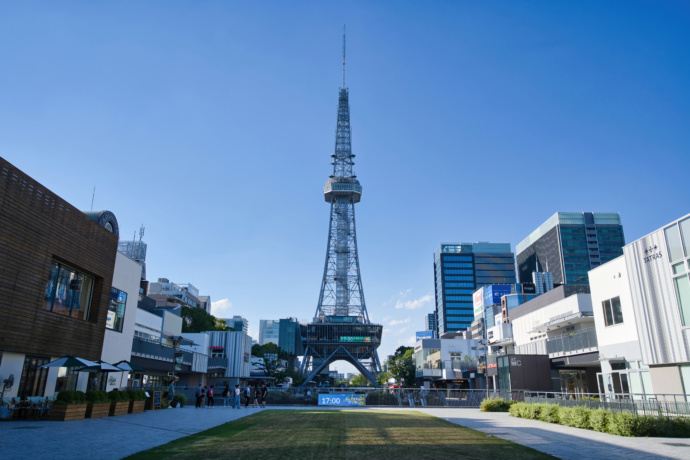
480,397 -> 512,412
589,408 -> 610,432
55,390 -> 87,404
127,390 -> 147,401
525,403 -> 542,420
171,394 -> 187,408
509,402 -> 528,418
108,390 -> 130,403
537,404 -> 560,424
161,397 -> 170,409
86,390 -> 109,404
608,411 -> 650,437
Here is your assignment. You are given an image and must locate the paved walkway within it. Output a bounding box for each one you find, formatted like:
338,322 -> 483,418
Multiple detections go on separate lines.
1,406 -> 689,459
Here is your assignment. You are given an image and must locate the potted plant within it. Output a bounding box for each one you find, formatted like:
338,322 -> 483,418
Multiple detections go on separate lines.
85,390 -> 110,418
108,389 -> 130,416
50,390 -> 87,421
127,390 -> 146,413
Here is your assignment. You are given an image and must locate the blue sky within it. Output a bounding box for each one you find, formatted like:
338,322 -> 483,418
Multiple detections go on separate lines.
2,1 -> 689,374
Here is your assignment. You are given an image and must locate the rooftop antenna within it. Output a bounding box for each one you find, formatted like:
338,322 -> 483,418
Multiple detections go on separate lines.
90,186 -> 96,211
342,24 -> 346,89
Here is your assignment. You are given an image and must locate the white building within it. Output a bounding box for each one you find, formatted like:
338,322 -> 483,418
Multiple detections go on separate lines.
414,336 -> 481,387
589,213 -> 690,397
259,319 -> 280,345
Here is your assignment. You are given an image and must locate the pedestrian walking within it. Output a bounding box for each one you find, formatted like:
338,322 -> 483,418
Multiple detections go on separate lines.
195,384 -> 203,408
252,384 -> 260,408
233,384 -> 241,409
245,384 -> 251,408
201,386 -> 207,408
208,385 -> 215,409
260,382 -> 268,408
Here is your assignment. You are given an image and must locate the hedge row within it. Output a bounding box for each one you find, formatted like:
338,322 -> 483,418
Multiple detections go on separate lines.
509,402 -> 690,437
480,397 -> 515,412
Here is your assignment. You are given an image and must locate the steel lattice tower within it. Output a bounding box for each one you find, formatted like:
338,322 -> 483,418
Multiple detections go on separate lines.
300,30 -> 383,386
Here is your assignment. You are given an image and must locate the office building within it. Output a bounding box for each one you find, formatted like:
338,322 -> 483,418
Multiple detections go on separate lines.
424,312 -> 437,338
259,319 -> 280,345
226,315 -> 248,333
148,279 -> 209,312
434,242 -> 516,335
516,212 -> 625,286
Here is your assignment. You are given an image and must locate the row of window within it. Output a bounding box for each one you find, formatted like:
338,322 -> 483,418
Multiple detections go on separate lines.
444,275 -> 474,281
443,255 -> 473,262
43,259 -> 128,332
443,269 -> 473,275
443,262 -> 473,268
444,282 -> 476,288
444,289 -> 475,294
445,295 -> 472,301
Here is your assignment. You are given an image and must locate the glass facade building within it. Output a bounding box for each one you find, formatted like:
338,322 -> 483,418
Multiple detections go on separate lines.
434,242 -> 517,335
516,212 -> 625,286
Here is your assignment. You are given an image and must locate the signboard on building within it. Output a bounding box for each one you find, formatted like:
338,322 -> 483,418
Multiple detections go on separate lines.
473,287 -> 485,318
484,285 -> 512,307
416,330 -> 434,341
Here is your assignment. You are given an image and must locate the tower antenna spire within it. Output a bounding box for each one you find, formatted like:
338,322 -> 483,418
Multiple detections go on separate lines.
342,24 -> 346,89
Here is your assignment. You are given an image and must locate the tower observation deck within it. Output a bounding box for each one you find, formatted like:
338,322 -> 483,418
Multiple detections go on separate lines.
300,31 -> 383,386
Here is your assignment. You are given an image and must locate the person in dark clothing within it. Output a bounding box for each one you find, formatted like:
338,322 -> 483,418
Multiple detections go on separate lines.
260,383 -> 268,408
244,384 -> 251,408
208,385 -> 215,408
195,384 -> 202,408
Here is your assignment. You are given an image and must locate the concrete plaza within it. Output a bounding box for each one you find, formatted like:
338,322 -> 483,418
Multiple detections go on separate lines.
1,406 -> 688,459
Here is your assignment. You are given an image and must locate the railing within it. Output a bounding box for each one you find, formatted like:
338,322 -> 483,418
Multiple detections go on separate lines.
524,391 -> 690,418
546,328 -> 598,355
135,386 -> 517,408
207,357 -> 229,369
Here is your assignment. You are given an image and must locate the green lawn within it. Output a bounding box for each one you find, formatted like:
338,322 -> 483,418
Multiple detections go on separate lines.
127,410 -> 555,459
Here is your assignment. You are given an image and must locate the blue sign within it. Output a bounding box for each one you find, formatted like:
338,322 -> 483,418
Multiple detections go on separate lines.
484,285 -> 512,306
318,394 -> 366,406
416,330 -> 434,341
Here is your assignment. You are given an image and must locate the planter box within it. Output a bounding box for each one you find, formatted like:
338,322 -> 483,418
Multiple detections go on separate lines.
109,401 -> 130,416
50,404 -> 87,422
129,400 -> 145,414
86,402 -> 111,418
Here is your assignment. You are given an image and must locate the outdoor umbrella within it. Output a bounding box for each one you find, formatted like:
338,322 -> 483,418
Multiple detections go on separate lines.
114,360 -> 146,372
40,355 -> 100,369
114,360 -> 146,389
74,360 -> 123,372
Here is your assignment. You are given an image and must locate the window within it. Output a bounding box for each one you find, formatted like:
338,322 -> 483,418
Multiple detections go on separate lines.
43,260 -> 94,320
602,296 -> 624,326
673,275 -> 690,326
106,288 -> 128,332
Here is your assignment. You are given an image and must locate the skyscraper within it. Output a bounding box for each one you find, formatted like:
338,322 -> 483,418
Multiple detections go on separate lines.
300,31 -> 382,385
434,242 -> 516,335
424,312 -> 437,338
516,212 -> 625,285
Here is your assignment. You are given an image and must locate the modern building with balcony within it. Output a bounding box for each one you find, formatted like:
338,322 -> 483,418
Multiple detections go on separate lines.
589,213 -> 690,398
414,335 -> 481,388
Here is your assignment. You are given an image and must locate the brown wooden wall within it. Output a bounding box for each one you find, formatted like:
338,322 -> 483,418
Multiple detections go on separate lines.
0,157 -> 118,360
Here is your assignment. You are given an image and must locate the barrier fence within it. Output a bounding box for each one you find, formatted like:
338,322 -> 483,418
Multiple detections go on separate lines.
145,387 -> 516,408
523,391 -> 690,418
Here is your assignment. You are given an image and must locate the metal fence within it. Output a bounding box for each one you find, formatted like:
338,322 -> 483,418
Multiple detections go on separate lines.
524,391 -> 690,418
141,386 -> 516,408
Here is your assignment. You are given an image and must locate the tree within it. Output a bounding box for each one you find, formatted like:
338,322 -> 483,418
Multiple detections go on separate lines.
350,374 -> 368,387
181,307 -> 230,333
252,342 -> 281,358
376,371 -> 392,386
388,348 -> 415,387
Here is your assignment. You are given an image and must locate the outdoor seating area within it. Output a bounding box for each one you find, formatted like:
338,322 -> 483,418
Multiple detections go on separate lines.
1,396 -> 53,420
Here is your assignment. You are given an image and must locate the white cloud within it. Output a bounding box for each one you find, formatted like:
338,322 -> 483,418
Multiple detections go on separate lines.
388,317 -> 411,326
394,292 -> 433,310
211,298 -> 233,318
397,335 -> 416,347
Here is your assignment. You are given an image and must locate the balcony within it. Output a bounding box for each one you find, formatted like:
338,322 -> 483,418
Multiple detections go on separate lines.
530,311 -> 594,334
546,328 -> 598,357
208,357 -> 229,369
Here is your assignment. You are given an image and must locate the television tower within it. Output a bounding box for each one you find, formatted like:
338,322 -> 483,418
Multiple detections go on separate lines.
300,28 -> 383,386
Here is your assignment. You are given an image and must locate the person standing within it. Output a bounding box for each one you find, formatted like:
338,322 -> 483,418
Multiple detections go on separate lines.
195,384 -> 203,408
233,384 -> 241,409
260,383 -> 268,408
223,384 -> 230,407
252,384 -> 260,408
201,386 -> 207,408
244,384 -> 251,408
208,385 -> 215,409
168,381 -> 175,401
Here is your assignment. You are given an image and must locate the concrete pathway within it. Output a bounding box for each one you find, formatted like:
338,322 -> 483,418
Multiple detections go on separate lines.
0,406 -> 688,459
